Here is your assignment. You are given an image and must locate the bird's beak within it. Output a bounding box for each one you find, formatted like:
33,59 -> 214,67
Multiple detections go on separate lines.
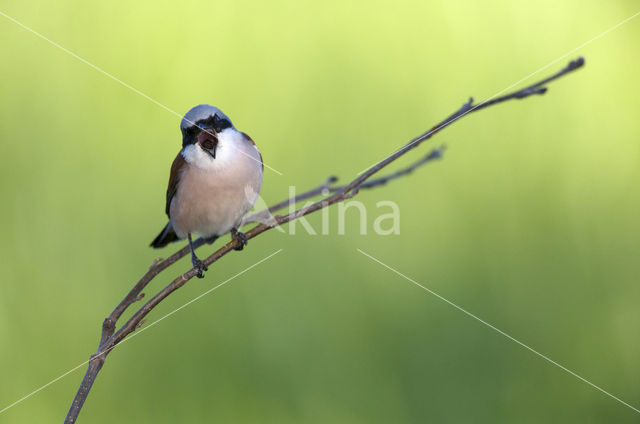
197,127 -> 218,159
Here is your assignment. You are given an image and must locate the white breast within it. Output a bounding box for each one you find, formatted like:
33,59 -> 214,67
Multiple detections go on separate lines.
170,129 -> 263,238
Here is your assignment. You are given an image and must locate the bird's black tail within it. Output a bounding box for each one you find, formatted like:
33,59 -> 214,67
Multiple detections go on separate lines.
150,222 -> 180,248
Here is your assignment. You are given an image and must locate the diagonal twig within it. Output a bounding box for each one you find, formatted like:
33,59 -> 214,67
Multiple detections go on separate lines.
64,56 -> 585,424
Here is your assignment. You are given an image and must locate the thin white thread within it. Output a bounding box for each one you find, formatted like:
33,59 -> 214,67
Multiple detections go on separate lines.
0,10 -> 283,176
0,249 -> 283,415
357,248 -> 640,415
356,10 -> 640,175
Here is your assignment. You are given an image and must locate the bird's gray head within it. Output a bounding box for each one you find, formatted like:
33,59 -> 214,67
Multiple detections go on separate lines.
180,104 -> 234,149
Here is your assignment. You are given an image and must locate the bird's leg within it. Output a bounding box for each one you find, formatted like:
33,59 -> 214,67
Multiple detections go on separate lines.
230,228 -> 248,251
188,233 -> 207,278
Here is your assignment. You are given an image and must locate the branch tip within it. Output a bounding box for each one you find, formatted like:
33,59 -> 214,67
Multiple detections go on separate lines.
570,56 -> 585,70
427,146 -> 445,160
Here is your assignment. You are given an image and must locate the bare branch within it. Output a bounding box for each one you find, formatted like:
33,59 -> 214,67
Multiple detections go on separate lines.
243,145 -> 445,225
64,57 -> 585,423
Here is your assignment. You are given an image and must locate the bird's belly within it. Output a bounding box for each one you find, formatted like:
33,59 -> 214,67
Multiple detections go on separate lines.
170,167 -> 261,239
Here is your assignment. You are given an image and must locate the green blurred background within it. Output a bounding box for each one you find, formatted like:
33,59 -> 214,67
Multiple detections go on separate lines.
1,0 -> 639,422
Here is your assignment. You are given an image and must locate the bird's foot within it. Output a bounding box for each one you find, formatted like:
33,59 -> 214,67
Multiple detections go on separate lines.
192,257 -> 208,278
231,228 -> 248,251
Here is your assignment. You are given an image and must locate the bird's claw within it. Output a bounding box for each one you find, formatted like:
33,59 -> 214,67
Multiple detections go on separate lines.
192,258 -> 208,278
231,228 -> 248,251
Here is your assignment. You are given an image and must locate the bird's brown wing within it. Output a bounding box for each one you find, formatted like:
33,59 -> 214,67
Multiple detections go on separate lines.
242,132 -> 263,172
165,152 -> 187,217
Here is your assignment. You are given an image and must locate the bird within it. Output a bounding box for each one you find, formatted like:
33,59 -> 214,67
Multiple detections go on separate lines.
150,104 -> 263,278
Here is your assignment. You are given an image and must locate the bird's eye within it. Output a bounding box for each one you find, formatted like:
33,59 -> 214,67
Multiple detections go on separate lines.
212,115 -> 231,132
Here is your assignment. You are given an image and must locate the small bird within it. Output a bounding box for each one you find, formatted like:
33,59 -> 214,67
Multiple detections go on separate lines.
150,104 -> 263,277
